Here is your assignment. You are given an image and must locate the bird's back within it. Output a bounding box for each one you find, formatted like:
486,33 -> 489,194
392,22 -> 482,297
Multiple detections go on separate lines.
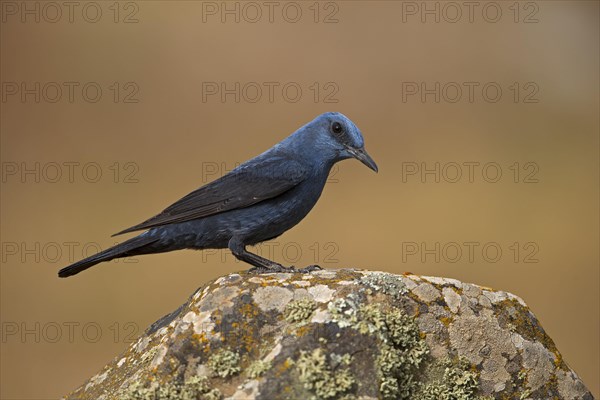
150,159 -> 332,250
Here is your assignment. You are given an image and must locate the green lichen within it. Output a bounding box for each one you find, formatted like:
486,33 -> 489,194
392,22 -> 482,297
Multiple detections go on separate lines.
360,272 -> 407,301
374,307 -> 429,400
519,389 -> 532,400
328,298 -> 429,400
378,343 -> 414,399
120,375 -> 222,400
284,298 -> 317,322
327,294 -> 362,328
355,303 -> 388,335
415,358 -> 480,400
296,348 -> 355,399
207,348 -> 241,378
247,359 -> 272,379
156,383 -> 179,399
120,380 -> 154,400
184,376 -> 222,400
330,352 -> 352,366
516,369 -> 532,399
518,369 -> 528,381
139,346 -> 158,364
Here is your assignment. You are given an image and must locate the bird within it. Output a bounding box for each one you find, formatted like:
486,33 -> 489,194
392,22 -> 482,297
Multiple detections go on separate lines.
58,112 -> 378,278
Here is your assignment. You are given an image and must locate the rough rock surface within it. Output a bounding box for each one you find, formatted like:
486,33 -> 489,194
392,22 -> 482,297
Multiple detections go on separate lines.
64,269 -> 593,400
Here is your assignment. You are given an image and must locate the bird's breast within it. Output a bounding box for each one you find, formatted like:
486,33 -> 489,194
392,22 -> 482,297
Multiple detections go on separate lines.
239,173 -> 329,243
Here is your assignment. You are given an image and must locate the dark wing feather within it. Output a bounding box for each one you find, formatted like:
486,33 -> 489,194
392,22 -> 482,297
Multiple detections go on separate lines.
113,156 -> 307,236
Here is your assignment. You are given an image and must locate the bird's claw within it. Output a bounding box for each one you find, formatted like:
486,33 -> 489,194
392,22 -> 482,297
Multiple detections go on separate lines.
294,264 -> 323,273
248,264 -> 322,274
248,263 -> 289,274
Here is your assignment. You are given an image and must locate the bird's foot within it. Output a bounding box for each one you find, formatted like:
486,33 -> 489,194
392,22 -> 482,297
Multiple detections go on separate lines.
294,264 -> 323,273
248,263 -> 322,274
248,263 -> 291,274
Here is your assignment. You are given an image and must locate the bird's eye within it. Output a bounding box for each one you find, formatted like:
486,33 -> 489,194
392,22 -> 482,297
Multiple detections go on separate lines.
331,122 -> 343,135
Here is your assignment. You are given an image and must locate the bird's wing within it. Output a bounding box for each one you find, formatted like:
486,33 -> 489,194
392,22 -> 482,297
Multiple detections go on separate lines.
113,156 -> 308,236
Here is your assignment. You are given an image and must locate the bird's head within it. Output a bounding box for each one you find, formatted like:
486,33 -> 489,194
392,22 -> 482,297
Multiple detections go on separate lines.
308,112 -> 378,173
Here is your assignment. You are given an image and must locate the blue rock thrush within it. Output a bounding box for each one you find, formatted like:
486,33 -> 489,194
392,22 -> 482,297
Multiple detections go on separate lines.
58,112 -> 377,277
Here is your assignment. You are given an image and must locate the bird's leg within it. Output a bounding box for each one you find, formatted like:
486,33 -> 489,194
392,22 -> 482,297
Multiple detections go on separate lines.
228,237 -> 290,273
228,238 -> 324,274
244,252 -> 290,274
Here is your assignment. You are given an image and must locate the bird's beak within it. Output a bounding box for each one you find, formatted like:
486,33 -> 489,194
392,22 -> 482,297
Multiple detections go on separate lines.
348,147 -> 378,173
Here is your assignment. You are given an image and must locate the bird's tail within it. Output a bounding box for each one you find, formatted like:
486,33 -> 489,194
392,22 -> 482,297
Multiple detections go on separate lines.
58,235 -> 159,278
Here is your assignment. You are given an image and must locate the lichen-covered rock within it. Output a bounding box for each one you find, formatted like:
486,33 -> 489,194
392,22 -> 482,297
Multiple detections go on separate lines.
63,269 -> 593,400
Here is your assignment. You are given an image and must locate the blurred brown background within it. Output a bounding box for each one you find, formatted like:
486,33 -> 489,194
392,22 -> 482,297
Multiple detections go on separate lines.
1,1 -> 598,398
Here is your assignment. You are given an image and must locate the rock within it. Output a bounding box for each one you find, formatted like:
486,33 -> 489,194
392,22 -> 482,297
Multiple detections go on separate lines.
63,269 -> 593,400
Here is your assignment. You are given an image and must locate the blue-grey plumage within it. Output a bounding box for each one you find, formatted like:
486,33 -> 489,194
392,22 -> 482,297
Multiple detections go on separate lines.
58,112 -> 377,277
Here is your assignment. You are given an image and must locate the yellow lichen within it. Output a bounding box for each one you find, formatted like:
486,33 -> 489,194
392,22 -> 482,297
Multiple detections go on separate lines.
247,359 -> 272,379
207,349 -> 240,378
296,348 -> 355,399
119,375 -> 221,400
284,298 -> 317,323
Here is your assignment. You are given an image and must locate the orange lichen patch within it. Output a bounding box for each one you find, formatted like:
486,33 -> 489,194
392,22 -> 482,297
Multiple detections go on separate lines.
237,303 -> 263,353
240,302 -> 260,318
439,316 -> 453,327
446,286 -> 461,295
168,354 -> 179,366
496,299 -> 559,357
553,348 -> 567,370
300,269 -> 363,287
192,332 -> 210,346
294,324 -> 313,337
453,286 -> 464,295
547,372 -> 559,390
254,275 -> 291,288
273,358 -> 294,380
204,281 -> 223,295
406,291 -> 425,309
282,358 -> 294,370
211,310 -> 223,328
413,307 -> 422,318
